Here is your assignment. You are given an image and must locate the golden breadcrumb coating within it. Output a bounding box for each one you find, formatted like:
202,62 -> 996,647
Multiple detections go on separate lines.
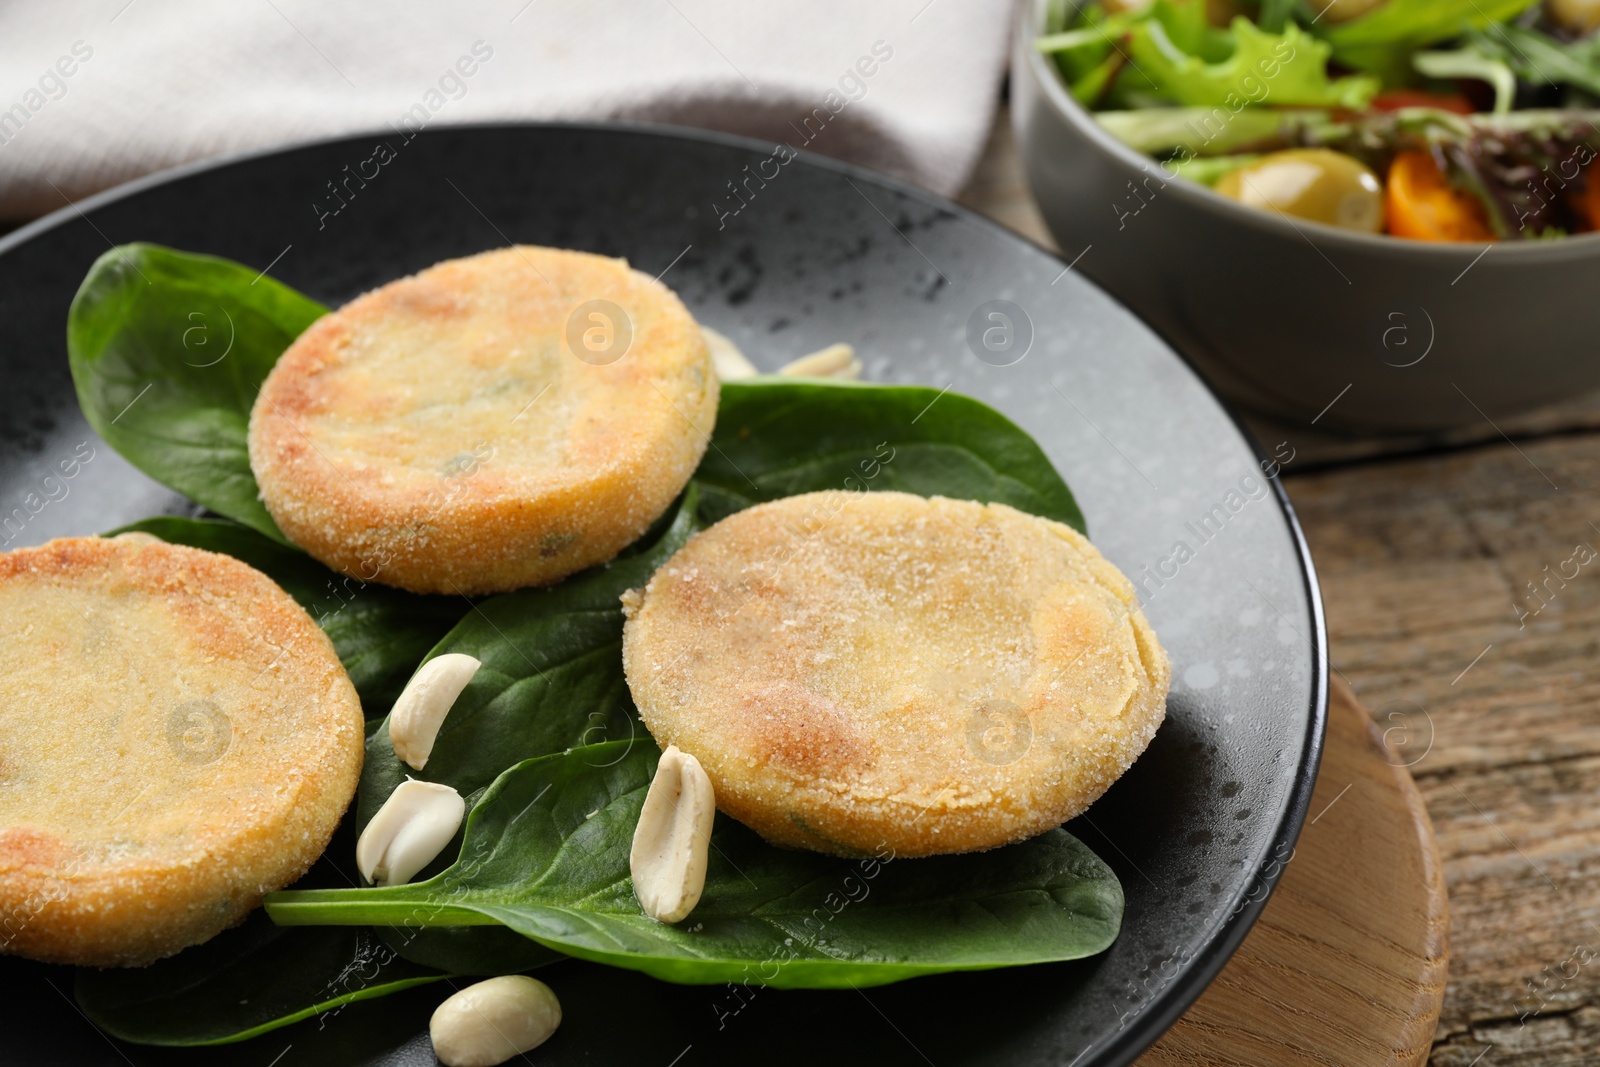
248,246 -> 717,595
0,537 -> 363,967
621,492 -> 1169,858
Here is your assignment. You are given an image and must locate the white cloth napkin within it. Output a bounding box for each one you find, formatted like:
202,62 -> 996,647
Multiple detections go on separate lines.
0,0 -> 1012,221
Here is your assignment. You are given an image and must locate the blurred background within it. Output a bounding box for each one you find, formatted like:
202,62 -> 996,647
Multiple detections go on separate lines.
0,2 -> 1011,217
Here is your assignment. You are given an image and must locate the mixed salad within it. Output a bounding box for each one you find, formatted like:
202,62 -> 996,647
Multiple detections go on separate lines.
1039,0 -> 1600,239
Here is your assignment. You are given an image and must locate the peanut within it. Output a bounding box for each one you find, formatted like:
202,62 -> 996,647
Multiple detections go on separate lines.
430,975 -> 561,1067
389,653 -> 481,770
630,745 -> 716,923
356,779 -> 465,887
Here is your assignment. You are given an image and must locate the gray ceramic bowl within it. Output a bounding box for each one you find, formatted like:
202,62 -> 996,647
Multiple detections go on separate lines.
1011,0 -> 1600,433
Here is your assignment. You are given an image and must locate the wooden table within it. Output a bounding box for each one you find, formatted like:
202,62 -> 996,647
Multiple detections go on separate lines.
959,108 -> 1600,1066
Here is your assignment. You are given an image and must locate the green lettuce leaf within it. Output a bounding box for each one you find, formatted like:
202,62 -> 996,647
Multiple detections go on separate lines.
1127,14 -> 1378,108
1465,25 -> 1600,98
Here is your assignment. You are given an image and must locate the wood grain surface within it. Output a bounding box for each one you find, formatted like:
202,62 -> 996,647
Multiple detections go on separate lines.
1139,680 -> 1450,1066
960,105 -> 1600,1065
1292,441 -> 1600,1066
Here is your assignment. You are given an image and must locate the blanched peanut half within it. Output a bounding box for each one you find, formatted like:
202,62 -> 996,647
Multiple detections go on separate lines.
702,326 -> 759,381
356,779 -> 465,887
430,975 -> 562,1067
389,653 -> 481,770
779,342 -> 861,380
630,745 -> 716,923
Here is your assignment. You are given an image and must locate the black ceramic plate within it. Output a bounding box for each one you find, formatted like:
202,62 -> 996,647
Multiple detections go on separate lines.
0,123 -> 1326,1067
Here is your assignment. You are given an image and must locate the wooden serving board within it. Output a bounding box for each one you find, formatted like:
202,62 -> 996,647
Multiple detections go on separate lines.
1137,680 -> 1450,1066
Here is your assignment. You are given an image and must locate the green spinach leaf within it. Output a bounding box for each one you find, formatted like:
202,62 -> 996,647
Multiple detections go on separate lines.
71,246 -> 1115,999
703,379 -> 1085,533
69,248 -> 1084,549
73,804 -> 556,1048
74,916 -> 443,1046
67,243 -> 327,543
270,743 -> 1124,989
374,923 -> 560,976
355,488 -> 701,831
113,516 -> 465,718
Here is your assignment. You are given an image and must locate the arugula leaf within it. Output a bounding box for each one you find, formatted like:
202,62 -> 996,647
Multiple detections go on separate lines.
1127,15 -> 1378,108
74,918 -> 444,1046
1414,44 -> 1517,114
1257,0 -> 1300,33
112,516 -> 465,719
67,244 -> 327,543
269,743 -> 1124,990
701,379 -> 1085,533
1038,19 -> 1124,70
1465,25 -> 1600,98
1322,0 -> 1540,75
1039,0 -> 1231,70
1039,7 -> 1144,104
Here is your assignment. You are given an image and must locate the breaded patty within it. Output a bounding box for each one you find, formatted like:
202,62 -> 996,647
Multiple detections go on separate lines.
0,537 -> 364,967
249,246 -> 718,595
621,492 -> 1169,858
